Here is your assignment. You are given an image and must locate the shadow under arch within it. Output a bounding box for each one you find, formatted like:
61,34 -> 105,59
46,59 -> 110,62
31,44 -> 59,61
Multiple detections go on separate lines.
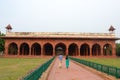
8,42 -> 18,55
20,43 -> 29,55
103,43 -> 112,56
92,43 -> 101,56
80,43 -> 90,56
68,43 -> 78,56
31,43 -> 41,55
43,43 -> 53,56
55,43 -> 66,55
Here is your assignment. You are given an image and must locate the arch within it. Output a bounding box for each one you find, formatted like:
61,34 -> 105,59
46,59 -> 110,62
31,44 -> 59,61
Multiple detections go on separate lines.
55,43 -> 66,55
92,44 -> 101,56
31,43 -> 41,55
80,43 -> 90,56
8,42 -> 18,55
20,43 -> 29,55
68,43 -> 78,56
103,43 -> 112,56
43,43 -> 53,56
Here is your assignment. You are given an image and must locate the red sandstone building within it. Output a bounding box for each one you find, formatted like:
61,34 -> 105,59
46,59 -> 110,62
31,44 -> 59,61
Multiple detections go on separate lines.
2,25 -> 119,57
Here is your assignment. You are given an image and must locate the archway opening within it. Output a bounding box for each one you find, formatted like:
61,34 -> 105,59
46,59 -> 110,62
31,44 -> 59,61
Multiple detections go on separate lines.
31,43 -> 41,55
55,43 -> 66,55
103,44 -> 112,56
20,43 -> 29,55
80,44 -> 90,56
92,44 -> 101,56
43,43 -> 53,56
68,43 -> 78,56
8,43 -> 18,55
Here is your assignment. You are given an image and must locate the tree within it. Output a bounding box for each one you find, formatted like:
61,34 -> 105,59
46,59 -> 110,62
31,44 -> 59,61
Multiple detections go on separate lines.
0,32 -> 5,52
116,43 -> 120,56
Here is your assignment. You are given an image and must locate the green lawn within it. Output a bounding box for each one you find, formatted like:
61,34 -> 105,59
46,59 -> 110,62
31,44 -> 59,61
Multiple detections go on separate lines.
0,58 -> 49,80
80,58 -> 120,68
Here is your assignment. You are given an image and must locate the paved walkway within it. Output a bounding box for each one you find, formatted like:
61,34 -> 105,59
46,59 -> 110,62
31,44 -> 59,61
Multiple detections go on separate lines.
47,57 -> 105,80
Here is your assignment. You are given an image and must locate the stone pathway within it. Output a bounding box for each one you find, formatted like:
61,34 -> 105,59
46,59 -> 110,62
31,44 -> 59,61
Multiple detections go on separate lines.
47,57 -> 105,80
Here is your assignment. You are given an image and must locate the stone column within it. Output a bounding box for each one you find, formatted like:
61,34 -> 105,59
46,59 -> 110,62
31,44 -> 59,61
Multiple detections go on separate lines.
66,47 -> 68,55
100,47 -> 103,56
17,45 -> 20,56
90,47 -> 92,56
78,48 -> 80,56
41,47 -> 44,56
4,41 -> 9,56
29,47 -> 31,56
53,46 -> 55,56
112,45 -> 116,57
5,46 -> 8,56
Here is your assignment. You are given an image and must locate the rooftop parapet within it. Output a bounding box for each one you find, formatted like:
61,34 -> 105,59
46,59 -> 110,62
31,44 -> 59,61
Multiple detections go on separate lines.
5,32 -> 116,38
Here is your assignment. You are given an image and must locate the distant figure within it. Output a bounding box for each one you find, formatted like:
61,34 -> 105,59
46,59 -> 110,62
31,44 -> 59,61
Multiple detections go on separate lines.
58,54 -> 63,68
65,55 -> 69,69
58,54 -> 63,62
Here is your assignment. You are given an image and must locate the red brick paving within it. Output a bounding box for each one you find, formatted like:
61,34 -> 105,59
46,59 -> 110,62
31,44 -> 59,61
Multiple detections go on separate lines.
47,57 -> 105,80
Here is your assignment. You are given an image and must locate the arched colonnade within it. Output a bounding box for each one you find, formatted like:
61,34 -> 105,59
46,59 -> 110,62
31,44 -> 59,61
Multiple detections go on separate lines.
7,42 -> 114,56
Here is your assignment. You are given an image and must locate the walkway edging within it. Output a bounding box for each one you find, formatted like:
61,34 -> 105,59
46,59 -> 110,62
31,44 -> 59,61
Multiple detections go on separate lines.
39,58 -> 56,80
71,60 -> 117,80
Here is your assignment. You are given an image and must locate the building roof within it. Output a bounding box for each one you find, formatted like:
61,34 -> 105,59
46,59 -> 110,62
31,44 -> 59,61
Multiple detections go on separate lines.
3,32 -> 119,40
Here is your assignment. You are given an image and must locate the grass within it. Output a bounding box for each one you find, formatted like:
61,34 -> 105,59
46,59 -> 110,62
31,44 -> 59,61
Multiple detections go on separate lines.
0,58 -> 49,80
80,58 -> 120,68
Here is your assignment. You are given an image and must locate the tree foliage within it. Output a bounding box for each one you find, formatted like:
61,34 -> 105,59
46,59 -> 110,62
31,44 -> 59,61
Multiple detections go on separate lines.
0,32 -> 5,51
116,43 -> 120,56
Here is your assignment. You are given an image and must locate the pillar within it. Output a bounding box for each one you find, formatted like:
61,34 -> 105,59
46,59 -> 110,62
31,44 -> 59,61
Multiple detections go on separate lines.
17,45 -> 20,56
79,45 -> 81,56
78,47 -> 80,56
112,45 -> 116,57
101,47 -> 104,56
90,47 -> 92,56
29,47 -> 31,56
5,46 -> 8,56
53,46 -> 55,56
41,47 -> 44,56
66,47 -> 68,55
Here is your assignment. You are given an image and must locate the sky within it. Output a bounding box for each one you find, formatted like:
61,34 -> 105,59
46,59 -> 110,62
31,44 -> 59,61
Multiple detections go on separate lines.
0,0 -> 120,38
